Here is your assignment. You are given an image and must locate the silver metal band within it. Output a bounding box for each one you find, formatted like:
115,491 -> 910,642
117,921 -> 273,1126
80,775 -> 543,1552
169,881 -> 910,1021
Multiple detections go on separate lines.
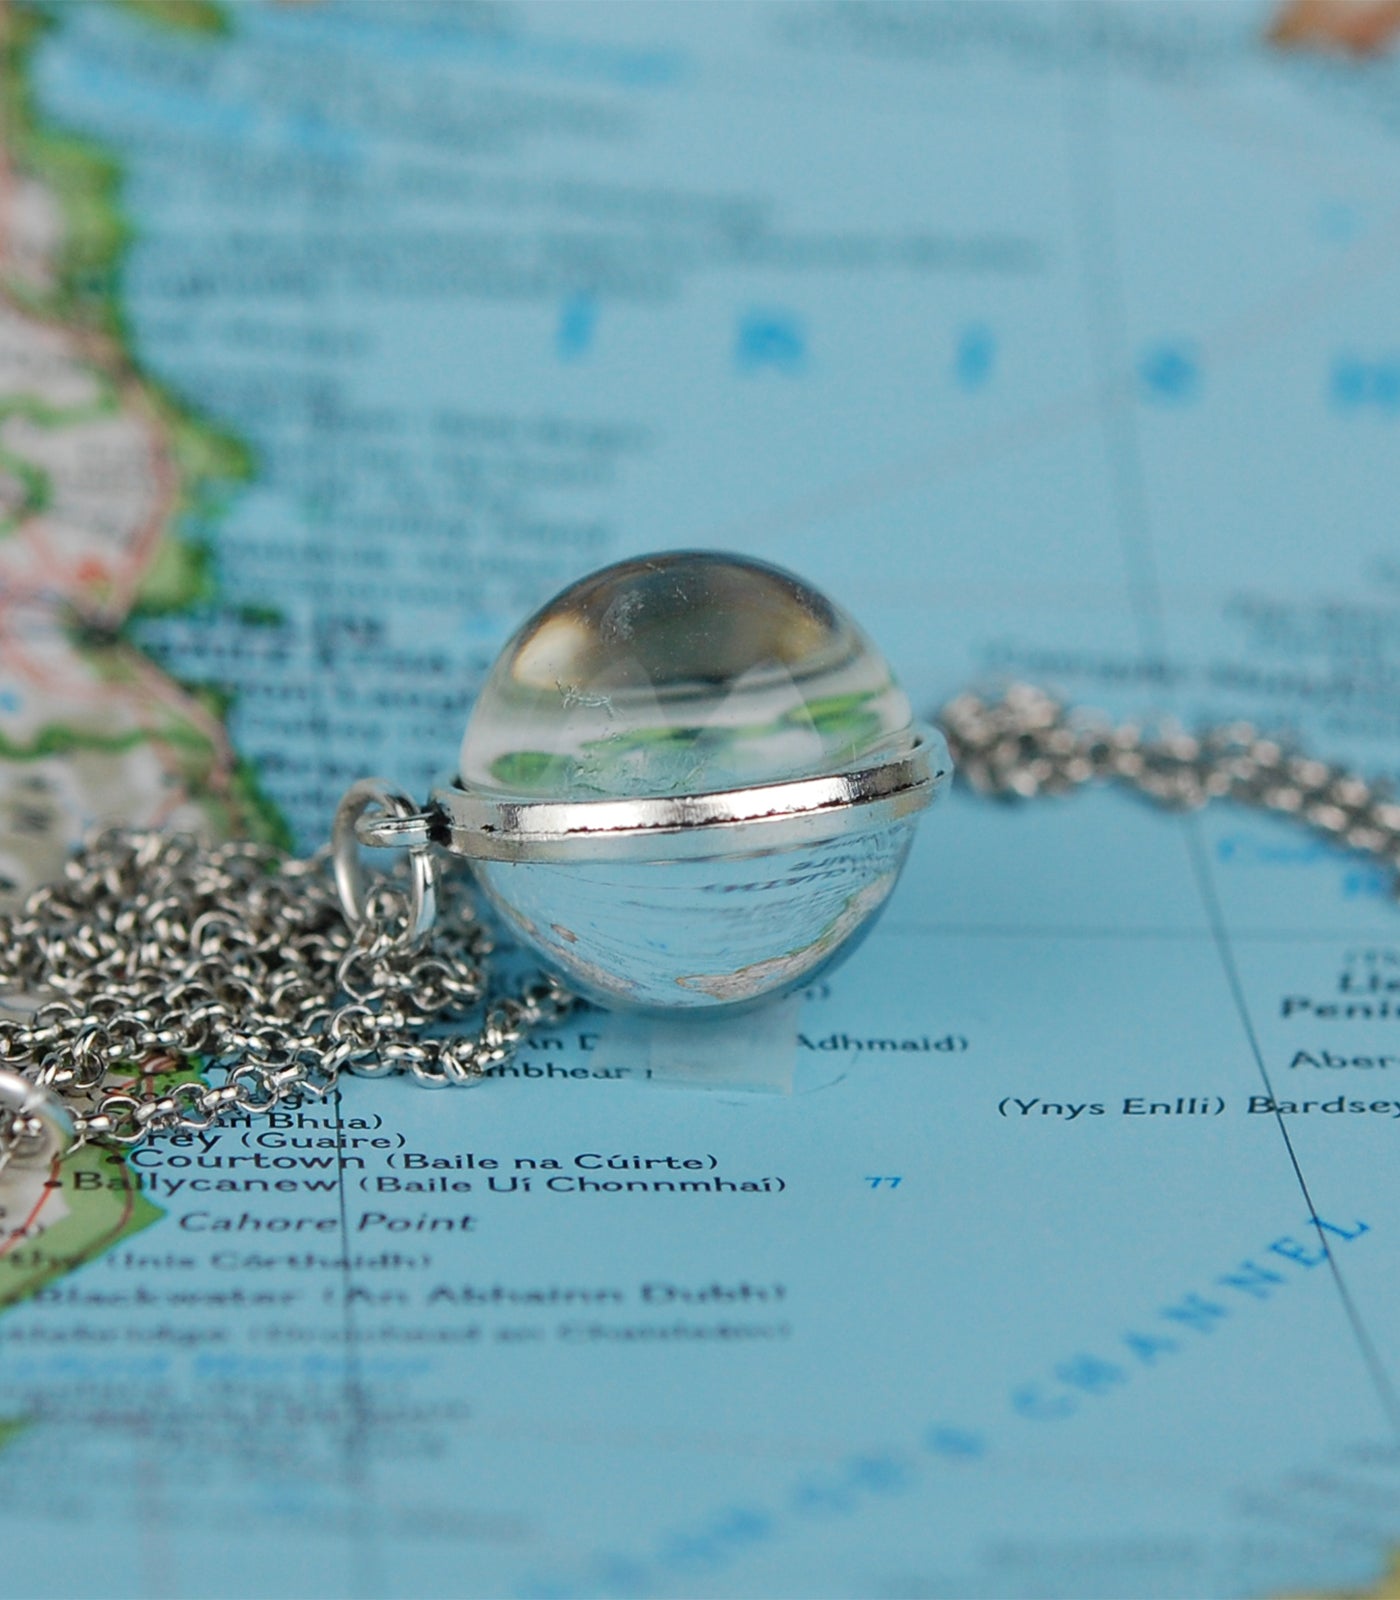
423,728 -> 949,863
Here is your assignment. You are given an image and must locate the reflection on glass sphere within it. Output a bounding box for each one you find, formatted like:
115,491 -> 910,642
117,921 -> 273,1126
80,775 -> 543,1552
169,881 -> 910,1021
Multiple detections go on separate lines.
454,551 -> 936,1014
460,551 -> 914,800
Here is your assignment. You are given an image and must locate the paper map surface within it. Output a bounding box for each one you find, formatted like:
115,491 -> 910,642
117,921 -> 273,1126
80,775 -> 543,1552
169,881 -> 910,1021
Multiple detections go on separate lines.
3,2 -> 1400,1596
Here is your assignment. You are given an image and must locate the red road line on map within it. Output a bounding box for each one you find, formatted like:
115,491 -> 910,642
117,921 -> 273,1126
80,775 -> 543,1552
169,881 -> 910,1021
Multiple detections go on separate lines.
0,633 -> 96,693
0,1155 -> 61,1262
52,1172 -> 140,1274
0,639 -> 160,745
120,645 -> 236,790
0,623 -> 230,820
0,152 -> 235,800
0,1156 -> 140,1291
107,383 -> 181,614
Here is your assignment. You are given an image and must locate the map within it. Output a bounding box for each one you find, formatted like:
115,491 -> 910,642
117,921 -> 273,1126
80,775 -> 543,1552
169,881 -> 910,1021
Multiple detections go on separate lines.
3,1 -> 1400,1595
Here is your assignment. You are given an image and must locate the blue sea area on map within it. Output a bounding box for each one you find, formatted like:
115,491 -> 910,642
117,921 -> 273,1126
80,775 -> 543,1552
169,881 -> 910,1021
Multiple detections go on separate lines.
7,1 -> 1400,1596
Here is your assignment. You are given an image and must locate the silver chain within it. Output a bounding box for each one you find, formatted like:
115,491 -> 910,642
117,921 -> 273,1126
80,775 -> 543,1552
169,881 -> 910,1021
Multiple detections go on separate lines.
1,682 -> 1395,1174
0,826 -> 570,1175
940,687 -> 1400,867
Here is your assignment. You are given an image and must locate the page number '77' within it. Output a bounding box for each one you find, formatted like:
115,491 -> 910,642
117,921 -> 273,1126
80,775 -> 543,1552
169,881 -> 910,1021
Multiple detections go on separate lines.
865,1176 -> 903,1189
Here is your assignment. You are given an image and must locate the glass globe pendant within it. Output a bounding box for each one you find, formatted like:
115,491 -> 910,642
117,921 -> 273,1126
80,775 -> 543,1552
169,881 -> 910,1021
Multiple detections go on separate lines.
351,552 -> 950,1014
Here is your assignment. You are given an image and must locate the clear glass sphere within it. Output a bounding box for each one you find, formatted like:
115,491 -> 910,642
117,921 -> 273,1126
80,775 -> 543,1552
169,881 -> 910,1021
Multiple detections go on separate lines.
457,551 -> 927,1013
460,551 -> 914,799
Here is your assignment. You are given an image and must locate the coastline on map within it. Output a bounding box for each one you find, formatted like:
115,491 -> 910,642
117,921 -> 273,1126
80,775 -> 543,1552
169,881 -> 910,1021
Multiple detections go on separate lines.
0,0 -> 289,869
0,0 -> 287,1351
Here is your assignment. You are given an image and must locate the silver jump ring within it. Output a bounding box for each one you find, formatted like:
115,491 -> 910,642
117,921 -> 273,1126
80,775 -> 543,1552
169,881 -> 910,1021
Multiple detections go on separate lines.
331,779 -> 438,946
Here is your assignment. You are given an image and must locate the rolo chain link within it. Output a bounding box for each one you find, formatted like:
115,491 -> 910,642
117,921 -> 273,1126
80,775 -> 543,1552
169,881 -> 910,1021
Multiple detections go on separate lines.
0,827 -> 570,1174
940,683 -> 1400,858
1,683 -> 1393,1174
